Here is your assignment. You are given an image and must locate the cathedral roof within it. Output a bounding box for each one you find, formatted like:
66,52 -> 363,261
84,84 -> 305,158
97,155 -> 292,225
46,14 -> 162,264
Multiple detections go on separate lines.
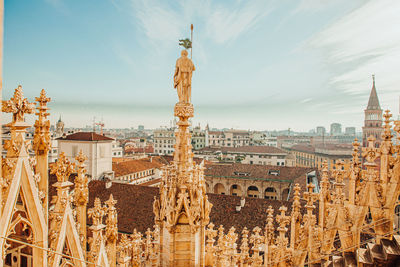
366,76 -> 381,110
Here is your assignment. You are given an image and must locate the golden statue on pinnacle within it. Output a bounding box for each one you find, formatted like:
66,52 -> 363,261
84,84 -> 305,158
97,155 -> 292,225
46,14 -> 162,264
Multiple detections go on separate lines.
174,49 -> 195,103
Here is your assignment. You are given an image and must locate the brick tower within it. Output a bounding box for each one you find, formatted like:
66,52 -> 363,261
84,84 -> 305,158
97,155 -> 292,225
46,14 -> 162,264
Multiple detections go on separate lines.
362,75 -> 383,147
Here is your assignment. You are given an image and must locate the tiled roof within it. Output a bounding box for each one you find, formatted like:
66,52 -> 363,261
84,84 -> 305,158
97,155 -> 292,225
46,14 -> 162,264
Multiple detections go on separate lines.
88,181 -> 158,234
88,180 -> 298,234
289,144 -> 315,153
205,163 -> 315,182
289,143 -> 352,153
125,146 -> 154,154
48,174 -> 314,237
208,131 -> 224,135
198,146 -> 286,154
158,155 -> 205,165
112,158 -> 163,177
57,132 -> 114,141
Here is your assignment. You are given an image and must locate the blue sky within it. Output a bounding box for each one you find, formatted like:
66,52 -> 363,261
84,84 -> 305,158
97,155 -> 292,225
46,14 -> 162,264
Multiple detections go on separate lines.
3,0 -> 400,131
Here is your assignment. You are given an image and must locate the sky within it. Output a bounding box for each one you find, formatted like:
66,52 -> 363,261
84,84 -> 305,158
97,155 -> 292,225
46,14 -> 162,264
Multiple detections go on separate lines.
3,0 -> 400,131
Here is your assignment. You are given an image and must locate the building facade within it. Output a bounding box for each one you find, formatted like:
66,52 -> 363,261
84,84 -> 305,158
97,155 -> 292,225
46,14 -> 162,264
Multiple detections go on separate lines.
153,127 -> 175,155
196,145 -> 295,166
204,163 -> 317,200
286,143 -> 353,169
208,129 -> 250,147
57,132 -> 114,179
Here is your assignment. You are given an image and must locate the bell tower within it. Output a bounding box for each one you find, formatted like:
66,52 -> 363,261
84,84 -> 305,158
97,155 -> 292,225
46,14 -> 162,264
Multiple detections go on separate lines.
362,75 -> 383,147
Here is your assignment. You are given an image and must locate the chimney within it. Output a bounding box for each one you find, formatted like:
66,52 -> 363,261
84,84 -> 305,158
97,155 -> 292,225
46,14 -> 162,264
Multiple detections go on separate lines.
236,197 -> 246,212
240,197 -> 246,207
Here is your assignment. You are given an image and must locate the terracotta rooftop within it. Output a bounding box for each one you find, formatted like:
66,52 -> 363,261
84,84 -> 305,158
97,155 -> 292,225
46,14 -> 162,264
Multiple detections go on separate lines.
158,155 -> 205,165
204,163 -> 315,182
48,174 -> 313,237
57,132 -> 114,141
88,180 -> 298,234
199,145 -> 287,154
289,143 -> 353,153
112,158 -> 164,177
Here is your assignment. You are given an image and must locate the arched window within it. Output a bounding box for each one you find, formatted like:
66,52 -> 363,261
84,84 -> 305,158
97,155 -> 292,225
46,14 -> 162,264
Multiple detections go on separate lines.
247,186 -> 259,198
264,187 -> 277,200
213,183 -> 226,195
230,184 -> 242,196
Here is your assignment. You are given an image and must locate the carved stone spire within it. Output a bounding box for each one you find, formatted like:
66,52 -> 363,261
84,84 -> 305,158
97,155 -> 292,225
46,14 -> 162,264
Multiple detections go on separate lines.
50,152 -> 74,214
33,89 -> 51,154
74,150 -> 89,256
49,152 -> 75,256
88,197 -> 107,264
33,89 -> 51,225
105,194 -> 118,267
153,50 -> 211,266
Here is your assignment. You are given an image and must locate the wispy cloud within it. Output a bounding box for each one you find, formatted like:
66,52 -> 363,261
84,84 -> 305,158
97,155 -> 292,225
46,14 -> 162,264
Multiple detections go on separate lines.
44,0 -> 69,14
307,0 -> 400,110
128,0 -> 274,46
205,0 -> 274,44
131,0 -> 183,45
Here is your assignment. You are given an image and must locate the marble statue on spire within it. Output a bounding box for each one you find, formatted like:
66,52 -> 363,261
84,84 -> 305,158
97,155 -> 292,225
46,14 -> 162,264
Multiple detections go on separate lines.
173,50 -> 195,103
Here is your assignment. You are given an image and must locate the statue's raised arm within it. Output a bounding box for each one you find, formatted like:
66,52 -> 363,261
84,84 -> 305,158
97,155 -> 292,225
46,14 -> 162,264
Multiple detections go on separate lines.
173,50 -> 195,103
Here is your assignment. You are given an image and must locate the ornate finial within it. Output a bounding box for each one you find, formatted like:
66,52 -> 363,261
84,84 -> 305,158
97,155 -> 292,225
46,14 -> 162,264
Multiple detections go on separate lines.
74,150 -> 89,207
276,206 -> 290,247
88,198 -> 106,226
362,135 -> 380,165
265,206 -> 275,245
303,183 -> 318,209
105,194 -> 118,242
277,206 -> 290,229
333,160 -> 344,183
35,89 -> 51,115
50,152 -> 75,183
372,74 -> 375,85
352,139 -> 360,162
292,183 -> 301,212
2,85 -> 35,126
382,110 -> 393,141
320,160 -> 330,192
75,150 -> 88,171
33,89 -> 51,153
239,227 -> 249,262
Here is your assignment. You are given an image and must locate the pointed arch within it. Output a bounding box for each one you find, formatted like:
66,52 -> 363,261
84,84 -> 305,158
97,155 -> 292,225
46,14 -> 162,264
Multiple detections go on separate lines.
52,204 -> 86,267
0,151 -> 48,266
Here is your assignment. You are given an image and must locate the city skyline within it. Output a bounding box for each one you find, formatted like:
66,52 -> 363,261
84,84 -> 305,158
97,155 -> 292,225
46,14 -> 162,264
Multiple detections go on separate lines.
3,0 -> 400,131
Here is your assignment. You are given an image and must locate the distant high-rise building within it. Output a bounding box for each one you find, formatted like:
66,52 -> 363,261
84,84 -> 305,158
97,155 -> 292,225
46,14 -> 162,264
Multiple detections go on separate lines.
362,75 -> 383,147
345,127 -> 356,136
316,126 -> 326,136
330,123 -> 342,136
138,125 -> 145,131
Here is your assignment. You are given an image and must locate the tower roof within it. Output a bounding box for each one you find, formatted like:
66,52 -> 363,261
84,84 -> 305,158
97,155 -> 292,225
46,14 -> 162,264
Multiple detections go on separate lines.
366,75 -> 381,110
